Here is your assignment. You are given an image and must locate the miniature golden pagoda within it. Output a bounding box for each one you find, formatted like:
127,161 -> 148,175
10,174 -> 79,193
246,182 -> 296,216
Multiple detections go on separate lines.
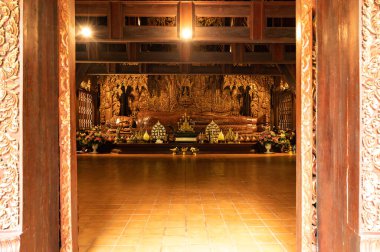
177,113 -> 194,132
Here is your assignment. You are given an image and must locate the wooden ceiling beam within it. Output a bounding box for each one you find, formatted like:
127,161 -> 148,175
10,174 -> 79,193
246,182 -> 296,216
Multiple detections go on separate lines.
76,43 -> 295,64
83,63 -> 283,76
123,3 -> 178,17
76,2 -> 109,16
194,2 -> 252,17
76,54 -> 295,65
110,2 -> 123,39
75,1 -> 295,43
76,34 -> 295,44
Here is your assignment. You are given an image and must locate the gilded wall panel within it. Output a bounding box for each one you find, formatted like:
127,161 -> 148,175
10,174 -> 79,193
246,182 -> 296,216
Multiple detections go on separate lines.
98,74 -> 272,128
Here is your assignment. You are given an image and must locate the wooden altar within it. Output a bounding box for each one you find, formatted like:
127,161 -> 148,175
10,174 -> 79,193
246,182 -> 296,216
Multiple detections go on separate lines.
115,143 -> 256,154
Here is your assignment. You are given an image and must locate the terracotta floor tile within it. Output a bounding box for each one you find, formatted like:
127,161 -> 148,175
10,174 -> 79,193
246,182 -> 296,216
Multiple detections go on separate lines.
91,235 -> 119,246
79,245 -> 90,252
161,246 -> 187,252
282,243 -> 296,252
116,236 -> 141,246
239,213 -> 260,220
162,235 -> 188,246
78,155 -> 296,252
112,246 -> 137,252
86,246 -> 113,252
252,234 -> 279,244
78,233 -> 97,246
121,228 -> 144,235
235,244 -> 261,252
244,219 -> 266,227
260,244 -> 287,252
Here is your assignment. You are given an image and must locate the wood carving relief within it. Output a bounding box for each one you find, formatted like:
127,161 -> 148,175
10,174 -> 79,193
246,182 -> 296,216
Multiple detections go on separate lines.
98,75 -> 148,123
297,0 -> 315,250
98,74 -> 272,126
311,10 -> 317,249
361,0 -> 380,234
0,0 -> 21,249
58,0 -> 76,251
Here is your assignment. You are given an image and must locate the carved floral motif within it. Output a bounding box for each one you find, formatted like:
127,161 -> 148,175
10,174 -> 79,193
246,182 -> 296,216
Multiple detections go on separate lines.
361,0 -> 380,233
0,0 -> 21,251
311,10 -> 318,248
0,237 -> 20,251
58,0 -> 76,251
0,0 -> 21,235
298,0 -> 315,251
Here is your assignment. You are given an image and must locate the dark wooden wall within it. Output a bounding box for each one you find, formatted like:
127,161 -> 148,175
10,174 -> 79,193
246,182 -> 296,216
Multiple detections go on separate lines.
317,0 -> 360,250
22,0 -> 60,251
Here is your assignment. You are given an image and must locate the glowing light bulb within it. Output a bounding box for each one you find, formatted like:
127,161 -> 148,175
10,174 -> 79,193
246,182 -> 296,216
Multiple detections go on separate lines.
80,26 -> 93,38
181,28 -> 192,40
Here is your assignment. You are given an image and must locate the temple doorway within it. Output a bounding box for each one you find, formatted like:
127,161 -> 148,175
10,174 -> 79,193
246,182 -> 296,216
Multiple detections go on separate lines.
2,0 -> 370,250
74,1 -> 299,251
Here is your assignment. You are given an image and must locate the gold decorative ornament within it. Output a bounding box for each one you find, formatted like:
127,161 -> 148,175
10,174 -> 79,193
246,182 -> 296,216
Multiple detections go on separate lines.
218,131 -> 225,142
80,79 -> 91,92
170,147 -> 178,155
181,147 -> 188,155
143,130 -> 150,142
177,113 -> 194,132
235,132 -> 240,143
225,128 -> 235,143
205,120 -> 220,143
151,121 -> 166,143
190,147 -> 199,155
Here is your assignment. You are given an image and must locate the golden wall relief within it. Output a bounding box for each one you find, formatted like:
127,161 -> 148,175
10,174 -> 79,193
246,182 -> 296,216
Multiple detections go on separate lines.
0,0 -> 21,250
98,75 -> 148,123
223,75 -> 273,122
98,74 -> 273,127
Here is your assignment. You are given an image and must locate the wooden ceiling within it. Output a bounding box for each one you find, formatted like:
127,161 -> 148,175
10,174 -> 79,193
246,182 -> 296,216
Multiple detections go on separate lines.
75,0 -> 295,76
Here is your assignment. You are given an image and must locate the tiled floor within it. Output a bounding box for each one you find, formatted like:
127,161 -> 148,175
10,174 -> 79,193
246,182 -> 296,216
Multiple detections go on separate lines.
78,154 -> 296,252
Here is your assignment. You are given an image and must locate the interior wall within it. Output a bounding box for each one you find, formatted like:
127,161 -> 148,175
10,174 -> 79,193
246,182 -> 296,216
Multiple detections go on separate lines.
21,0 -> 60,251
97,74 -> 273,129
316,0 -> 360,250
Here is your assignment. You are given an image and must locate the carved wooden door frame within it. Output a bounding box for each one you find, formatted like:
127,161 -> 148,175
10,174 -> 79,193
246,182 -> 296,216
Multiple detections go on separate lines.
0,0 -> 379,251
296,0 -> 316,250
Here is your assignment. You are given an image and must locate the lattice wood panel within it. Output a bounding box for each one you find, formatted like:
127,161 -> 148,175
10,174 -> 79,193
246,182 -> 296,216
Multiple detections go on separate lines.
78,90 -> 94,129
278,92 -> 294,130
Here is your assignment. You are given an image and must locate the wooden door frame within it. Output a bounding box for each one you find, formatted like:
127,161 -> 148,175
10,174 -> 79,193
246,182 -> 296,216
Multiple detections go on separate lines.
0,0 -> 379,251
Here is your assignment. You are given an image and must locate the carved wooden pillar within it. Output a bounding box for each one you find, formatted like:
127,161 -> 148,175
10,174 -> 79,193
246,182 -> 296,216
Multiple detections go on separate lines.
359,0 -> 380,249
296,0 -> 315,251
58,0 -> 78,251
316,0 -> 380,250
0,0 -> 22,250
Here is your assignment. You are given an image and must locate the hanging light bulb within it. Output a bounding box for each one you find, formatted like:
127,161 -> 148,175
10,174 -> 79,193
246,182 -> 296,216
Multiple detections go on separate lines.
181,27 -> 192,40
80,26 -> 93,38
